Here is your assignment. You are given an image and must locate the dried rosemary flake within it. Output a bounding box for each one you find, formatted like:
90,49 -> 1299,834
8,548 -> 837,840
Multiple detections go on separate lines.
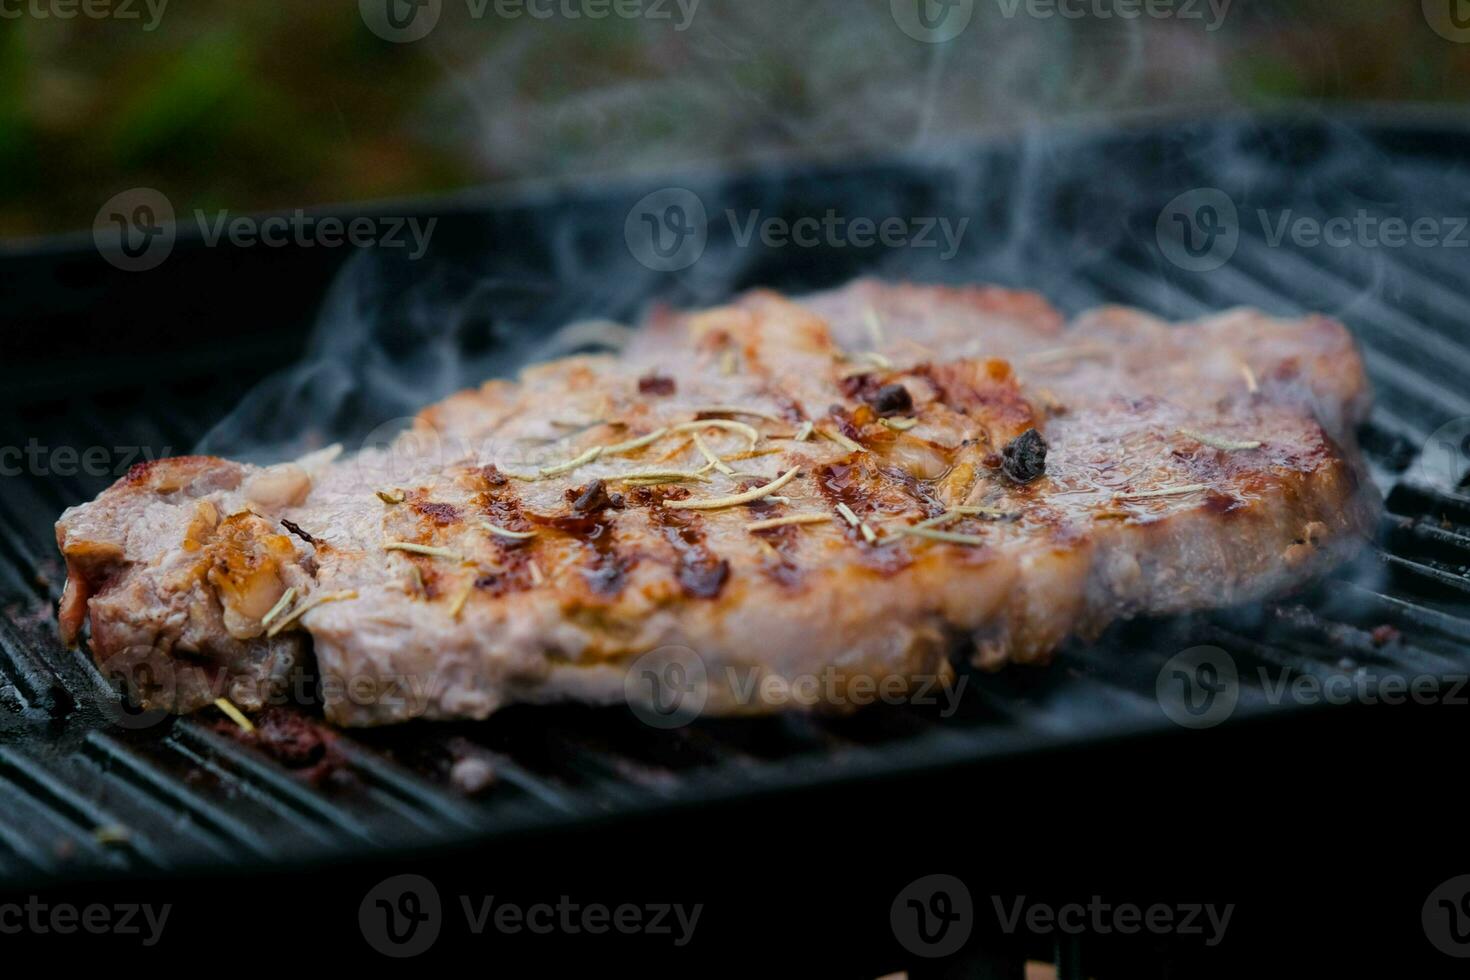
449,580 -> 474,620
860,350 -> 893,370
603,427 -> 670,455
720,350 -> 738,375
864,306 -> 886,346
1179,429 -> 1262,451
893,526 -> 989,546
670,419 -> 761,448
1022,344 -> 1110,365
720,448 -> 782,462
93,825 -> 133,847
665,467 -> 801,510
376,489 -> 405,505
259,587 -> 298,629
692,431 -> 736,476
537,445 -> 604,479
745,513 -> 832,532
1240,363 -> 1259,393
214,697 -> 256,734
690,405 -> 787,423
528,559 -> 546,586
608,469 -> 712,485
479,522 -> 537,541
859,523 -> 879,544
817,427 -> 865,454
266,590 -> 359,637
384,541 -> 466,562
1113,484 -> 1209,501
879,417 -> 919,431
794,421 -> 814,442
834,502 -> 862,528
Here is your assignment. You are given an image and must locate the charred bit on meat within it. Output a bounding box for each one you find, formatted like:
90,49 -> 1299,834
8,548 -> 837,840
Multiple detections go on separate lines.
639,373 -> 677,396
1000,428 -> 1048,484
280,518 -> 316,546
866,383 -> 914,417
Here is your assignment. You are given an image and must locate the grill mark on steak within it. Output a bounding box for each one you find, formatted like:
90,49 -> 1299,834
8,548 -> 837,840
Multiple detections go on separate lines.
814,461 -> 914,575
752,525 -> 804,590
647,507 -> 730,599
529,505 -> 633,598
411,499 -> 462,525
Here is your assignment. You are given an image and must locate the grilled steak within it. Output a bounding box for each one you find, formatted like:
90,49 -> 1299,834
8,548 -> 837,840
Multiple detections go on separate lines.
55,281 -> 1377,725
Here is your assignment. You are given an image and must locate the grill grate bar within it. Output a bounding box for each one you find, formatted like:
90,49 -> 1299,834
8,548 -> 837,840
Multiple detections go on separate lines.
1377,550 -> 1470,597
0,748 -> 142,872
77,731 -> 282,862
165,722 -> 377,848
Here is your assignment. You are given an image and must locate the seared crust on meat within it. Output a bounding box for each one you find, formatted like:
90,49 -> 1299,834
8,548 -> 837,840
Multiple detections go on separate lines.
55,280 -> 1378,725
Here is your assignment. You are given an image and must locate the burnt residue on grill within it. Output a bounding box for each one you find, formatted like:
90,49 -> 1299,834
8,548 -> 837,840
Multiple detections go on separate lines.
211,706 -> 352,787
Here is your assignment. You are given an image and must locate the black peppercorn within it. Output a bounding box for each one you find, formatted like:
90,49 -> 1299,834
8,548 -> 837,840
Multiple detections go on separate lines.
1001,428 -> 1048,483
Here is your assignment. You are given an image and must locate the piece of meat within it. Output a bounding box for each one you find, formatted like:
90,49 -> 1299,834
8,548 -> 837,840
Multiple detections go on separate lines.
55,281 -> 1378,726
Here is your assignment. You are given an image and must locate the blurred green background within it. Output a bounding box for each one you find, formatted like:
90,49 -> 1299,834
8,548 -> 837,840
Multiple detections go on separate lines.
1,0 -> 1466,238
